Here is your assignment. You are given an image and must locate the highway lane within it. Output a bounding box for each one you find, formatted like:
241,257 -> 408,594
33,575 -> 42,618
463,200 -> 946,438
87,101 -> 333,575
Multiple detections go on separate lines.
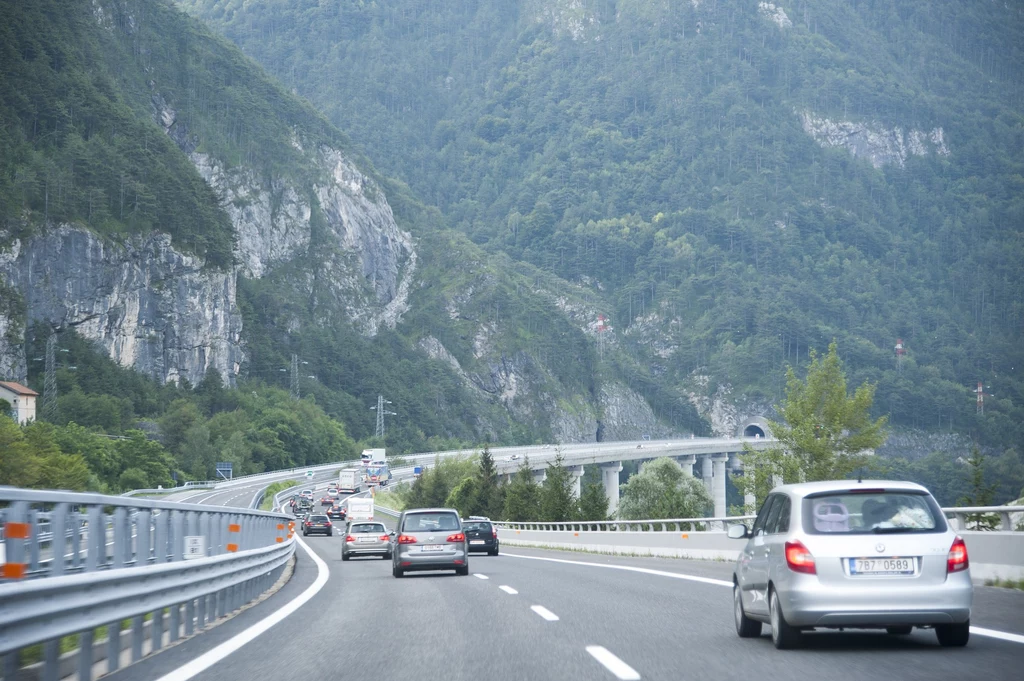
103,522 -> 1024,681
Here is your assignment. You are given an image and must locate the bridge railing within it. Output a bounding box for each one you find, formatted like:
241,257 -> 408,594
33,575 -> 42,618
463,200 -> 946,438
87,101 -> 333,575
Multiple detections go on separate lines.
0,487 -> 294,681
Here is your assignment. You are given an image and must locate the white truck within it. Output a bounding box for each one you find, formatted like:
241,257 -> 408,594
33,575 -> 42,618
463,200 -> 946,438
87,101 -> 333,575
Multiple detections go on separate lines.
346,497 -> 374,522
337,468 -> 361,495
360,448 -> 386,467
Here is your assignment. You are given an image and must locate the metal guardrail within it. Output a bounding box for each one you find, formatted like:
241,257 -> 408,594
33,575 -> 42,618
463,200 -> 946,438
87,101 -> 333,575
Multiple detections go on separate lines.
0,487 -> 295,681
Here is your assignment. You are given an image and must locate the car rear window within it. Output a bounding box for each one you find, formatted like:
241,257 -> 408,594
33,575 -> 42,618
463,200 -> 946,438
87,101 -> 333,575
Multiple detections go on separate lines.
402,512 -> 460,532
309,515 -> 329,522
802,491 -> 945,534
463,522 -> 491,532
350,523 -> 385,533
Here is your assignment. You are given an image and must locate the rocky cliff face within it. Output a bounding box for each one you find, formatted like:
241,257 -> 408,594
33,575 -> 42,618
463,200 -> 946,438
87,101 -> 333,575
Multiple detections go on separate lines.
0,225 -> 242,385
799,110 -> 950,168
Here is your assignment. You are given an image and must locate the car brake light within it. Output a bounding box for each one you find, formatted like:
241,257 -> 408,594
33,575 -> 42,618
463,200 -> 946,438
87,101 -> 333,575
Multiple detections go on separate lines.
325,521 -> 332,526
784,540 -> 816,574
345,535 -> 355,542
446,533 -> 465,543
397,534 -> 417,544
947,536 -> 969,573
492,527 -> 498,538
379,534 -> 390,541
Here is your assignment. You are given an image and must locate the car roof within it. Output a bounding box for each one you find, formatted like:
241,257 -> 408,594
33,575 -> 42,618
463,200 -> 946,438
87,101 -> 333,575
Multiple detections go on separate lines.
401,507 -> 460,515
772,479 -> 931,497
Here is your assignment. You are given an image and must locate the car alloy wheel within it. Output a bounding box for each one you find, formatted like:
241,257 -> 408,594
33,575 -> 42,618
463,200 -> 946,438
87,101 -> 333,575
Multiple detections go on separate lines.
770,590 -> 801,649
734,584 -> 762,638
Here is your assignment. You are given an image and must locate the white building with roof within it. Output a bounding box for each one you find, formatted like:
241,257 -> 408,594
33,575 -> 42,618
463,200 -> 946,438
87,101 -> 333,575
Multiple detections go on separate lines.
0,381 -> 39,425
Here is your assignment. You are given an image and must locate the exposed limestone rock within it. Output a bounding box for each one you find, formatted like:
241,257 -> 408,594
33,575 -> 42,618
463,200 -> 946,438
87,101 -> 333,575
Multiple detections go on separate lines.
758,2 -> 792,29
0,225 -> 243,386
532,0 -> 598,41
799,110 -> 950,168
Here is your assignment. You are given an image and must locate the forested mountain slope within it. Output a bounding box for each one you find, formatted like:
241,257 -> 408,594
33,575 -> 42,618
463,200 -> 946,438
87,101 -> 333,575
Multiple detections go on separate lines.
180,0 -> 1024,452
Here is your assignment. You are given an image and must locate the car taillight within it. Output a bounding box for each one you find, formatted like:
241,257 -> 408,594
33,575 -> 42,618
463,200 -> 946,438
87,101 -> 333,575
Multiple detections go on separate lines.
492,527 -> 498,538
446,532 -> 465,543
397,534 -> 417,544
345,535 -> 355,542
379,534 -> 390,541
325,521 -> 332,527
947,536 -> 969,574
784,540 -> 816,574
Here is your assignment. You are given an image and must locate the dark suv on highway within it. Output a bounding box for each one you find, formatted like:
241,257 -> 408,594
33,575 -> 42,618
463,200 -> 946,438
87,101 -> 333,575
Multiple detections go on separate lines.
462,517 -> 499,556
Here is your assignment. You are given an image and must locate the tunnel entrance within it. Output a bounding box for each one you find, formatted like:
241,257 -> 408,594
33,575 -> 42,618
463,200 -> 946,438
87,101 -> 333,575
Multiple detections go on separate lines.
743,424 -> 765,438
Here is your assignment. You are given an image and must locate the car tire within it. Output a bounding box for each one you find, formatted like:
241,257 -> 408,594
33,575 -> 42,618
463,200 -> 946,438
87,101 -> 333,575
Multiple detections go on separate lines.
393,566 -> 404,578
886,626 -> 913,636
769,589 -> 801,649
327,530 -> 333,536
935,621 -> 970,647
384,552 -> 392,560
341,552 -> 349,561
456,565 -> 470,576
489,548 -> 499,556
734,584 -> 762,638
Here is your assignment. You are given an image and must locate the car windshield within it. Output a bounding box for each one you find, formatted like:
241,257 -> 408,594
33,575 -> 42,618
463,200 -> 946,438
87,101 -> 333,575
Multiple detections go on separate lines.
463,522 -> 491,532
802,491 -> 944,534
351,523 -> 385,534
402,513 -> 460,532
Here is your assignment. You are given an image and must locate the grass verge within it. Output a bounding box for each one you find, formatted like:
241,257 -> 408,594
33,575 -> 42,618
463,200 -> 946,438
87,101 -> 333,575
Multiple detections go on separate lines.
261,480 -> 299,510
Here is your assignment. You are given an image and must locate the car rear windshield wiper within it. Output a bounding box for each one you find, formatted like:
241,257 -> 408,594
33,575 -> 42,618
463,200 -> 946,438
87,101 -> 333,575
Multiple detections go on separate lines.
871,526 -> 924,534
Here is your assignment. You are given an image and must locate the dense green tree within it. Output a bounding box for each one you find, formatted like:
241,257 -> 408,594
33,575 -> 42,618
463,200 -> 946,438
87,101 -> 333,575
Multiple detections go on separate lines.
618,457 -> 712,521
958,446 -> 999,530
738,342 -> 888,507
540,452 -> 579,522
502,458 -> 541,522
578,481 -> 611,522
474,444 -> 504,519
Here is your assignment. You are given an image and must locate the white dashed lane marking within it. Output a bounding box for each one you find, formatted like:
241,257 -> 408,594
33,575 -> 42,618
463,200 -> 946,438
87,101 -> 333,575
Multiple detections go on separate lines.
530,605 -> 559,621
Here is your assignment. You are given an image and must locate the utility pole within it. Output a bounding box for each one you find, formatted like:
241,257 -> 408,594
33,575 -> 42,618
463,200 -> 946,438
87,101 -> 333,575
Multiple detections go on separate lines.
43,332 -> 58,422
371,395 -> 396,438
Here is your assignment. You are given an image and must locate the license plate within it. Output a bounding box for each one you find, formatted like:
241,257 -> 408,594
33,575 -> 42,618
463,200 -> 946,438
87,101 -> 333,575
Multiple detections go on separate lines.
422,544 -> 445,552
357,536 -> 376,543
470,540 -> 485,545
849,557 -> 916,575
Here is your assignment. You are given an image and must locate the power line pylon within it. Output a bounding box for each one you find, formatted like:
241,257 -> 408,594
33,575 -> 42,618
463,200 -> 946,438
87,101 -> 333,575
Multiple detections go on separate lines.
43,332 -> 58,422
290,354 -> 300,400
371,395 -> 395,438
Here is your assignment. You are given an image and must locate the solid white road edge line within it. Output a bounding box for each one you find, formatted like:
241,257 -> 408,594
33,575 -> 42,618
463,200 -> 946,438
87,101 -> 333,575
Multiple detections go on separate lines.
971,626 -> 1024,645
507,553 -> 1024,646
505,552 -> 733,587
473,573 -> 489,580
152,524 -> 329,681
499,585 -> 518,595
586,645 -> 641,681
531,605 -> 560,621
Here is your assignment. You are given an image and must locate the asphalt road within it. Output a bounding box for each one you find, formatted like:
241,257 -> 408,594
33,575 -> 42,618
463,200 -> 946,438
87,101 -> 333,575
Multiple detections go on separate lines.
102,493 -> 1024,681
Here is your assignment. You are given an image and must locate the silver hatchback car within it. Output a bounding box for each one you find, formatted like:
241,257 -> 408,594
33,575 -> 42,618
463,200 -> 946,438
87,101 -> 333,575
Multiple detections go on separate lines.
729,480 -> 973,649
392,508 -> 469,577
342,521 -> 392,561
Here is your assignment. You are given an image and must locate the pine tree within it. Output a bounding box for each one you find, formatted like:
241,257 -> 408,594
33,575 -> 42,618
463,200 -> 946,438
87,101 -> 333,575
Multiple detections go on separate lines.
959,446 -> 999,530
578,481 -> 610,521
540,451 -> 578,522
475,443 -> 503,518
502,457 -> 540,521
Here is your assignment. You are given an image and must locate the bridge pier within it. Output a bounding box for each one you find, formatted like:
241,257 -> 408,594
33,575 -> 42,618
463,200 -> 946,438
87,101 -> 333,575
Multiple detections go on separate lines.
711,454 -> 729,518
701,455 -> 714,497
600,461 -> 623,515
567,465 -> 585,499
677,454 -> 696,476
532,469 -> 547,486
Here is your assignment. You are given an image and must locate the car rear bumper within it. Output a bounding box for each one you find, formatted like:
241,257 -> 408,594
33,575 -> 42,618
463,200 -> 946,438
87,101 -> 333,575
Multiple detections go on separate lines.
396,547 -> 467,571
467,540 -> 498,552
304,528 -> 333,535
777,572 -> 973,627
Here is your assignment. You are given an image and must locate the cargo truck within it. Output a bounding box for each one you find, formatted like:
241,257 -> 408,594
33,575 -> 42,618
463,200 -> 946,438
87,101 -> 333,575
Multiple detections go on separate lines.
338,468 -> 361,494
360,448 -> 386,467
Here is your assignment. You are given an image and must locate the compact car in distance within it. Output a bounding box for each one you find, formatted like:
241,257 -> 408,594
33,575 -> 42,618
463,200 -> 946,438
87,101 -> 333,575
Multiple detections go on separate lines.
392,508 -> 468,577
342,521 -> 392,560
729,480 -> 972,649
302,514 -> 334,537
326,503 -> 346,520
462,517 -> 499,556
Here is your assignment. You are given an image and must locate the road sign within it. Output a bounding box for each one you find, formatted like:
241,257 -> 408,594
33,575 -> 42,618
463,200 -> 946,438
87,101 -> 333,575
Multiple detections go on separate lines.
215,462 -> 233,480
306,470 -> 314,478
184,536 -> 206,560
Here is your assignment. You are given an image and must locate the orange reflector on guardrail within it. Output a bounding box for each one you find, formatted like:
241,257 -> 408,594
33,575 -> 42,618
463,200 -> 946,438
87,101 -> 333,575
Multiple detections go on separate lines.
574,532 -> 579,537
226,543 -> 239,552
277,524 -> 285,530
4,522 -> 30,539
228,524 -> 241,533
1,563 -> 27,579
276,537 -> 284,543
681,533 -> 689,539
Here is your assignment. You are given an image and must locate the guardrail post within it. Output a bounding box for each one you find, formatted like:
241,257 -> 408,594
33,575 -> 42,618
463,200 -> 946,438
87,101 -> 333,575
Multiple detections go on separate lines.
171,510 -> 184,562
2,501 -> 28,581
1000,512 -> 1013,531
85,505 -> 102,572
154,509 -> 168,563
131,615 -> 144,662
80,628 -> 94,681
113,507 -> 129,568
196,594 -> 207,630
151,607 -> 164,653
43,637 -> 59,681
70,508 -> 83,570
107,621 -> 120,673
137,510 -> 151,566
27,507 -> 41,574
50,503 -> 68,576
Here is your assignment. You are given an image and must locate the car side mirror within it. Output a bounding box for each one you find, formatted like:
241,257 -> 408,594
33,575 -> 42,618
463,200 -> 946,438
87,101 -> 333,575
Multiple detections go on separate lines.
389,531 -> 396,537
727,524 -> 750,540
